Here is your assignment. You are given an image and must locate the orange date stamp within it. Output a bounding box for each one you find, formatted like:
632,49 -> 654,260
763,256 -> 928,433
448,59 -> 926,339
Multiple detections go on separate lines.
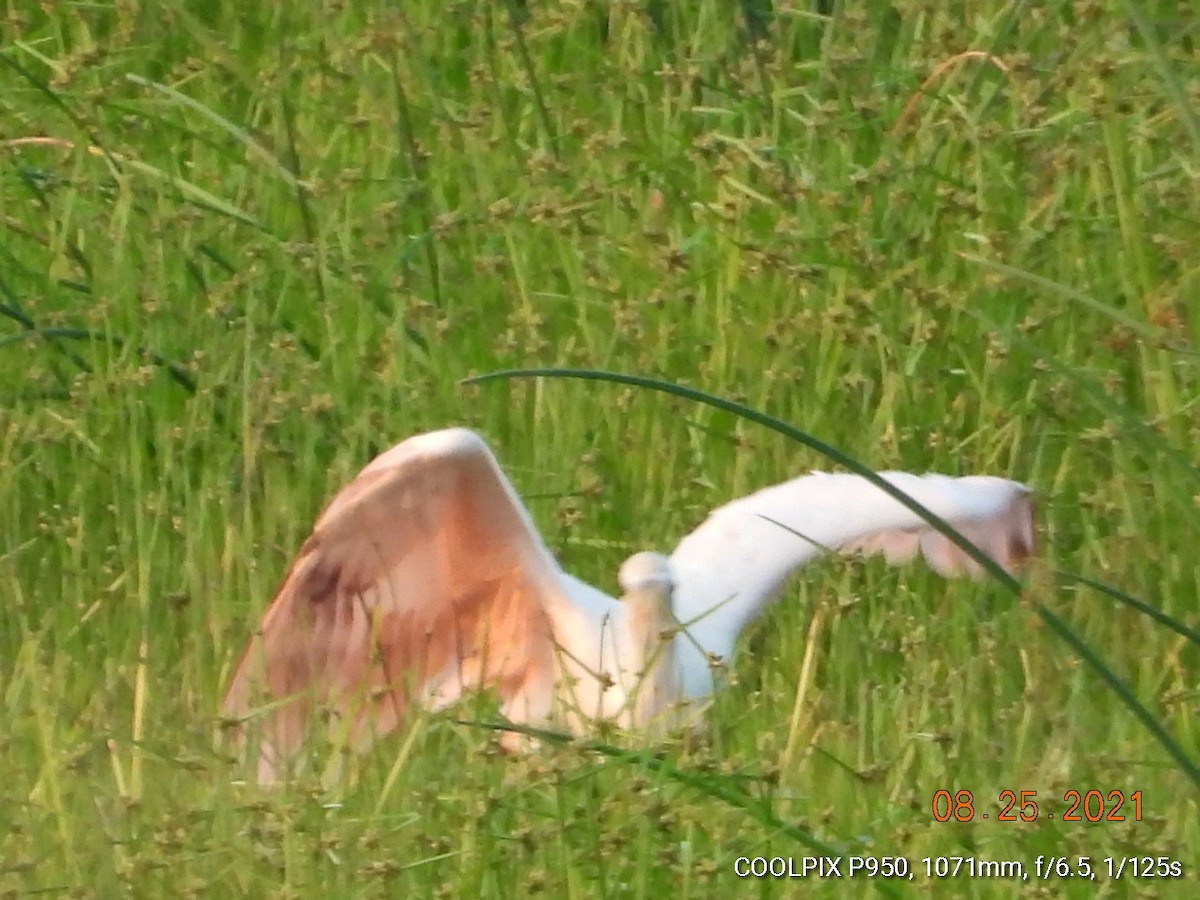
932,789 -> 1144,823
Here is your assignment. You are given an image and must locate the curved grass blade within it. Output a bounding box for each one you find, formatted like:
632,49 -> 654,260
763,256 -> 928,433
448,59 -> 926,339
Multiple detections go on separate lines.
467,367 -> 1200,790
126,74 -> 299,190
465,367 -> 1023,591
1036,604 -> 1200,786
112,154 -> 267,232
1058,570 -> 1200,646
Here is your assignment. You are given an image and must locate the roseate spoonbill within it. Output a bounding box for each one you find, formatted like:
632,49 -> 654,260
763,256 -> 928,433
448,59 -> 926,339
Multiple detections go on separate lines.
223,428 -> 1034,782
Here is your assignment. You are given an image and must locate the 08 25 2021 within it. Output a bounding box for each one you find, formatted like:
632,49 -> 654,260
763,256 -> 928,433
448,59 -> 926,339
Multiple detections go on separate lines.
931,789 -> 1144,823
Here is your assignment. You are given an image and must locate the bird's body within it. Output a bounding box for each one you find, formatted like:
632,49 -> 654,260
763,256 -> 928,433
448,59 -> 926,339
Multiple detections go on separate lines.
614,551 -> 682,736
223,428 -> 1035,782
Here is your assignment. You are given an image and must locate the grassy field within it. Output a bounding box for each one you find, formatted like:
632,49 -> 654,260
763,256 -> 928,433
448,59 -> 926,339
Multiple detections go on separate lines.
2,1 -> 1197,896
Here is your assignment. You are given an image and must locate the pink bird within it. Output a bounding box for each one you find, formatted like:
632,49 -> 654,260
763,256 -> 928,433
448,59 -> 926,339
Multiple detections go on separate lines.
223,428 -> 1035,783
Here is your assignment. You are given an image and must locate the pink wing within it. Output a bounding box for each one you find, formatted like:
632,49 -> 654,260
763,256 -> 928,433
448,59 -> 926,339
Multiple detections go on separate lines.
221,429 -> 568,782
838,476 -> 1036,576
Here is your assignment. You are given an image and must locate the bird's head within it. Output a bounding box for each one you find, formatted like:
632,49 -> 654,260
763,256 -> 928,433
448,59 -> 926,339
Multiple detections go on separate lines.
618,551 -> 674,594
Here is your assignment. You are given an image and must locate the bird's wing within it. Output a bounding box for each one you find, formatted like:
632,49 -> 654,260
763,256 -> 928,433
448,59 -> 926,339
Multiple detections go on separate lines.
221,428 -> 571,781
834,474 -> 1036,577
669,471 -> 1035,687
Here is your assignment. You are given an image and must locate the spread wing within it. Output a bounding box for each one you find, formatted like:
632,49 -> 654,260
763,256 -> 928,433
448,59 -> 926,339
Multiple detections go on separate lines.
669,471 -> 1036,696
221,428 -> 570,782
835,474 -> 1036,577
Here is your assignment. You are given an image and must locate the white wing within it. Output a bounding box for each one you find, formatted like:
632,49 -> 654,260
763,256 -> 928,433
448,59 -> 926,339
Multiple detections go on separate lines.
221,428 -> 586,782
669,471 -> 1035,696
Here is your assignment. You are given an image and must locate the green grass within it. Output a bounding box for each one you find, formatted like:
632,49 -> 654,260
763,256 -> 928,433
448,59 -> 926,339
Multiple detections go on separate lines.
2,1 -> 1197,896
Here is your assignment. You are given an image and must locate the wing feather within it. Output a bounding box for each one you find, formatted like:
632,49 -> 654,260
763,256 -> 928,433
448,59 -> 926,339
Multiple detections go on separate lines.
840,480 -> 1036,576
670,471 -> 1037,697
222,429 -> 566,781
